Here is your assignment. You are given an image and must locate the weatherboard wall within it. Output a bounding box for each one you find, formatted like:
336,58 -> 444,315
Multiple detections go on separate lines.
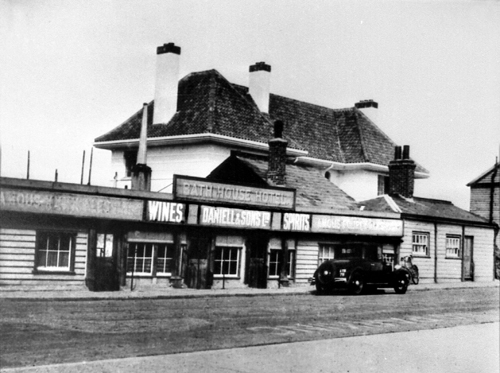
0,227 -> 87,287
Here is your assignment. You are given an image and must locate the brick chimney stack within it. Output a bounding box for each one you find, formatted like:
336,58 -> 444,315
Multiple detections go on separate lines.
267,120 -> 287,186
153,42 -> 181,125
388,145 -> 416,198
249,62 -> 271,113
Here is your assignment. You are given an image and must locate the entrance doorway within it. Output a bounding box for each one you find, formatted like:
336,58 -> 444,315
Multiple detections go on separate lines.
463,236 -> 474,281
185,233 -> 213,289
245,234 -> 269,288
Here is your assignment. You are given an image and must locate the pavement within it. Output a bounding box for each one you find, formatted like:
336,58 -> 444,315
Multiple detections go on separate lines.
0,279 -> 498,301
2,322 -> 499,372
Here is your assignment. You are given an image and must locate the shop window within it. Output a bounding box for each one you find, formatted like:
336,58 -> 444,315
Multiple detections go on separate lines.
446,235 -> 461,258
127,241 -> 180,276
268,249 -> 294,278
214,246 -> 240,277
35,231 -> 76,271
318,244 -> 335,266
412,232 -> 430,256
127,243 -> 154,274
157,244 -> 175,275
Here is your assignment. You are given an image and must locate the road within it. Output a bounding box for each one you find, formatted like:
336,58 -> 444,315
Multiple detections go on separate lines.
1,287 -> 499,370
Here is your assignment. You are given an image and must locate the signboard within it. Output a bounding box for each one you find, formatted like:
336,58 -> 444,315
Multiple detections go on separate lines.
199,205 -> 271,229
282,213 -> 311,231
174,175 -> 295,209
146,201 -> 186,223
311,214 -> 403,237
0,188 -> 143,221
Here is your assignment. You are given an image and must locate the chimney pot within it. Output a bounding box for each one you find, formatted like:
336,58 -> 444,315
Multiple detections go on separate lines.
403,145 -> 410,159
394,146 -> 402,160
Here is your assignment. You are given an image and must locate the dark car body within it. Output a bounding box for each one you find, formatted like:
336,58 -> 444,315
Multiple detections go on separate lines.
312,246 -> 411,295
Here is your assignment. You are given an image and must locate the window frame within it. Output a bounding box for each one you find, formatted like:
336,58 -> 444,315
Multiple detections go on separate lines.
156,243 -> 175,276
445,235 -> 462,259
34,230 -> 77,273
318,244 -> 335,266
268,248 -> 295,279
412,232 -> 430,257
213,245 -> 241,278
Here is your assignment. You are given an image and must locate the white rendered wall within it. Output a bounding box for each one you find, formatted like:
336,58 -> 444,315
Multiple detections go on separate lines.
110,144 -> 232,192
329,169 -> 381,202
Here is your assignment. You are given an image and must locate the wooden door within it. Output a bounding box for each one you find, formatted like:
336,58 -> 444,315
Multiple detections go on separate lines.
463,236 -> 473,281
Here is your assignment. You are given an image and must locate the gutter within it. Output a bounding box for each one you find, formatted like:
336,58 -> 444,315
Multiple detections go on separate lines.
295,157 -> 429,179
94,133 -> 308,157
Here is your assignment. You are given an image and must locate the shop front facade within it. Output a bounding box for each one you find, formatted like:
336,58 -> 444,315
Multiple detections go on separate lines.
0,176 -> 404,291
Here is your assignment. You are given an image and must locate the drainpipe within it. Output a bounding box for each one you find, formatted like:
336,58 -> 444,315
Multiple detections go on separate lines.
434,222 -> 438,283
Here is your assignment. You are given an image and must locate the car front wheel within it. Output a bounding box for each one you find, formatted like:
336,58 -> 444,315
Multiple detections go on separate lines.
394,274 -> 409,294
349,272 -> 365,295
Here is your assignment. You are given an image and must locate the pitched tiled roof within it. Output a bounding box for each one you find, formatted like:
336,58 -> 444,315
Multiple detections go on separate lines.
359,195 -> 490,225
95,69 -> 427,173
467,164 -> 500,186
207,153 -> 357,211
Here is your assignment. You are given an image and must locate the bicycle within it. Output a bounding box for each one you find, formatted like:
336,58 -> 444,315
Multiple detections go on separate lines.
401,255 -> 419,285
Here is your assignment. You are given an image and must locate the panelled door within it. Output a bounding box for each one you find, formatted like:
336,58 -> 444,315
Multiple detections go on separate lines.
463,236 -> 473,281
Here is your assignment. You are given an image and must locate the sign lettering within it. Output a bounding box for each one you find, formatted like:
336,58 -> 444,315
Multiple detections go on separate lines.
283,213 -> 311,231
312,215 -> 403,236
174,176 -> 295,209
200,206 -> 271,229
0,188 -> 143,220
146,201 -> 185,223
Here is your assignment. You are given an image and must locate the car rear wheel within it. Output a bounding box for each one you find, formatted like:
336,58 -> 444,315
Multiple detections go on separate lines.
349,272 -> 365,295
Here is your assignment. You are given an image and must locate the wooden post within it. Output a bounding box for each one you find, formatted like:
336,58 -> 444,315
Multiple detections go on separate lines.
279,237 -> 289,287
86,229 -> 97,291
170,231 -> 183,288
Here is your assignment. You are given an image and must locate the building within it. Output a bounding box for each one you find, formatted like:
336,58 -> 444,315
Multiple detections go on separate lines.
2,42 -> 495,291
359,147 -> 496,283
94,43 -> 429,202
467,162 -> 500,278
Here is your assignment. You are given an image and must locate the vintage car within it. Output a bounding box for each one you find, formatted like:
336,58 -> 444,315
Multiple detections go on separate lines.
311,245 -> 412,295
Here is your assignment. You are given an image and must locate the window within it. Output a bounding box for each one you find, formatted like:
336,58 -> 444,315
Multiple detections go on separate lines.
214,246 -> 240,277
269,249 -> 295,278
446,235 -> 461,258
412,232 -> 430,256
378,175 -> 390,195
318,244 -> 335,265
35,231 -> 75,271
127,243 -> 154,274
157,244 -> 174,275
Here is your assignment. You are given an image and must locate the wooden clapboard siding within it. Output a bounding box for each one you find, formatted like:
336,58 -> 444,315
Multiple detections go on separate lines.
436,224 -> 462,281
295,241 -> 319,283
465,226 -> 494,282
401,220 -> 435,283
0,228 -> 87,286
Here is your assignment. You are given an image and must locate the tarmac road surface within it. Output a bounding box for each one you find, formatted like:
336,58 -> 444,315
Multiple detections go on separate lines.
0,286 -> 498,370
2,322 -> 498,373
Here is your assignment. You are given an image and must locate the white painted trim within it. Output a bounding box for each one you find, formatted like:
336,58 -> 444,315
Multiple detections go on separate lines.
94,133 -> 308,156
295,157 -> 429,179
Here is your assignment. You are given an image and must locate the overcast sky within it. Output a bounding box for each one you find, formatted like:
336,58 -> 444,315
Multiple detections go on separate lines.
1,0 -> 499,209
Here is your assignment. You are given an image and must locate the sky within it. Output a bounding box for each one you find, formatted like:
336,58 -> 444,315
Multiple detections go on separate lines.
1,0 -> 499,210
